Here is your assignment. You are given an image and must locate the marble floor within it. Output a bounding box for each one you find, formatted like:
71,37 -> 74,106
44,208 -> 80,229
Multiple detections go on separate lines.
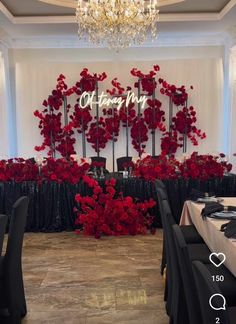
17,231 -> 168,323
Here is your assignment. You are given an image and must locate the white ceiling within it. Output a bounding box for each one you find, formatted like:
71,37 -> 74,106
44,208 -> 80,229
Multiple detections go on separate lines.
0,0 -> 236,48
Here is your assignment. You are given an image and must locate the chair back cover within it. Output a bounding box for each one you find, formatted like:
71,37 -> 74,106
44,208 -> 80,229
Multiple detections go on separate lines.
161,201 -> 189,323
172,224 -> 202,324
90,156 -> 107,169
116,156 -> 132,171
2,196 -> 29,318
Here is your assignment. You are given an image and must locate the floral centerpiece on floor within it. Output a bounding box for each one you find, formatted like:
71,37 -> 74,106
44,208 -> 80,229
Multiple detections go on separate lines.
75,176 -> 156,238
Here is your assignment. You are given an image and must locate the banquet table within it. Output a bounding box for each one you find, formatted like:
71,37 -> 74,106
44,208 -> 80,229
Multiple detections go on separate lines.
0,174 -> 236,232
180,198 -> 236,277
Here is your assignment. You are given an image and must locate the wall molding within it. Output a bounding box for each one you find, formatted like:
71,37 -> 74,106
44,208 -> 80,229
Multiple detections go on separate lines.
9,33 -> 228,49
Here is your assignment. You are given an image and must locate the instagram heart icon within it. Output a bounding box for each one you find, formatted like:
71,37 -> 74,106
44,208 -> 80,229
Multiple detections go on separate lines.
209,253 -> 226,267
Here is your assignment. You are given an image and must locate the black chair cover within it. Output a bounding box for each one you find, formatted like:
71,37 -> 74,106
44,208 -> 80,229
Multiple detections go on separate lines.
0,196 -> 29,322
192,261 -> 231,324
116,156 -> 132,171
90,156 -> 106,168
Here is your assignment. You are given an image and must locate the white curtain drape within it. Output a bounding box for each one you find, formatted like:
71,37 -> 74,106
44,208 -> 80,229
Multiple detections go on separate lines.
0,50 -> 10,158
15,57 -> 223,170
229,48 -> 236,172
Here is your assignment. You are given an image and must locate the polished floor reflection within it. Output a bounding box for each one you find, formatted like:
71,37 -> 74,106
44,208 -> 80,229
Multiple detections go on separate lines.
20,231 -> 168,323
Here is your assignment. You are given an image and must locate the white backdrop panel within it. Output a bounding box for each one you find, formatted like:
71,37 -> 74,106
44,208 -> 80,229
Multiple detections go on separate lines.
15,58 -> 223,171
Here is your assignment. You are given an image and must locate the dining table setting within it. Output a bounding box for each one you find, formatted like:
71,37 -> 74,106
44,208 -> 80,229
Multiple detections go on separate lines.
180,196 -> 236,277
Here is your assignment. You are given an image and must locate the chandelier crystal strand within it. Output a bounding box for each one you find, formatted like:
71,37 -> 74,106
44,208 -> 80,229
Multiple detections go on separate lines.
76,0 -> 159,49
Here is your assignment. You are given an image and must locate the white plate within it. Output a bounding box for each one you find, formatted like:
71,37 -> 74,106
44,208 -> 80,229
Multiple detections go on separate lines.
211,211 -> 236,219
197,197 -> 218,203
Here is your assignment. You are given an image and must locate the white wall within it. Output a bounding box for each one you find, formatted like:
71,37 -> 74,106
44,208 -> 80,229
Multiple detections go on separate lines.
8,46 -> 225,171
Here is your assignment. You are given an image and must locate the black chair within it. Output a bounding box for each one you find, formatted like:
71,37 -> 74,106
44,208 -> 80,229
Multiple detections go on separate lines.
161,206 -> 189,323
116,156 -> 132,171
0,196 -> 29,323
161,197 -> 211,322
0,215 -> 8,256
90,156 -> 106,168
172,224 -> 236,324
192,261 -> 236,324
155,182 -> 204,276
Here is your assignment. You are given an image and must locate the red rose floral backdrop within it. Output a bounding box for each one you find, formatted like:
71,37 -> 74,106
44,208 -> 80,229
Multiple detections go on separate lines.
0,64 -> 231,238
33,65 -> 207,160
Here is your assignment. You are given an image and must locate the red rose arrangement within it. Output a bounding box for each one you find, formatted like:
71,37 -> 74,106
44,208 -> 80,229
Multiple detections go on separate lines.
102,78 -> 125,142
0,158 -> 90,184
70,105 -> 92,134
159,78 -> 189,106
34,74 -> 76,157
0,158 -> 39,182
86,117 -> 109,153
130,117 -> 149,155
119,101 -> 136,127
160,131 -> 181,155
179,152 -> 232,180
75,176 -> 156,238
172,107 -> 206,146
131,65 -> 160,95
41,158 -> 90,183
77,68 -> 107,92
134,154 -> 179,181
144,99 -> 166,132
103,107 -> 120,141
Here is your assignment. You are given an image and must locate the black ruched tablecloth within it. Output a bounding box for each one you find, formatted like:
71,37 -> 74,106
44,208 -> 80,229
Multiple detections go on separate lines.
0,174 -> 236,232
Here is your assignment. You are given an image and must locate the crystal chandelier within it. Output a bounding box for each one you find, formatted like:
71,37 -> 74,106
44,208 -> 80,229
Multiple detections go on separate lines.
76,0 -> 159,49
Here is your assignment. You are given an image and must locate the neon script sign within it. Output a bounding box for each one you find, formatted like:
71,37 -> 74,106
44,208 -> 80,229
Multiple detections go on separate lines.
79,91 -> 148,110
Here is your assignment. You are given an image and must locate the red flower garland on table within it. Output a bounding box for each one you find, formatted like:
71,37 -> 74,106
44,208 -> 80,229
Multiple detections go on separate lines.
130,117 -> 149,155
0,158 -> 39,182
75,176 -> 156,238
41,158 -> 90,183
179,152 -> 232,180
0,158 -> 90,183
134,155 -> 179,181
131,65 -> 160,95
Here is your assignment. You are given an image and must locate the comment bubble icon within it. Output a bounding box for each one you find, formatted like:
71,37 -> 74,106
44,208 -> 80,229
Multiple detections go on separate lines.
209,294 -> 226,311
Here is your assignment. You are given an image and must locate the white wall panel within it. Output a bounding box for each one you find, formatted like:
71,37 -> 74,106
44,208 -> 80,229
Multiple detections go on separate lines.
11,46 -> 224,171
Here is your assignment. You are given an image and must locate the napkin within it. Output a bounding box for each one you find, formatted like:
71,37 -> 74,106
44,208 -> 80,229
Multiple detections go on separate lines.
201,202 -> 224,218
221,220 -> 236,238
